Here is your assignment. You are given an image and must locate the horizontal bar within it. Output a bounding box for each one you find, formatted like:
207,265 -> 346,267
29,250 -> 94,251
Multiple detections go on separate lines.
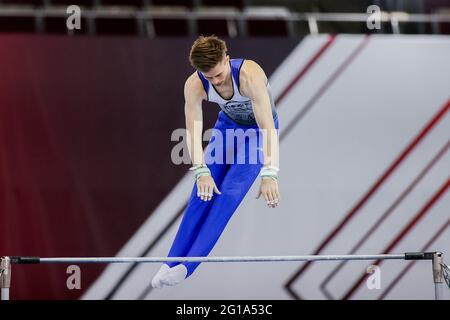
6,254 -> 411,264
405,252 -> 436,260
9,256 -> 40,264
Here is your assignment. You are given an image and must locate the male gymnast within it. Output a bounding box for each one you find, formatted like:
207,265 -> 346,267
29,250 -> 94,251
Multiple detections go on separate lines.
152,35 -> 280,288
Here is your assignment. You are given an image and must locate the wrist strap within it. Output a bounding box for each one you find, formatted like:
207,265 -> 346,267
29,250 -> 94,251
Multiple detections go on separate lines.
189,164 -> 211,180
260,166 -> 279,181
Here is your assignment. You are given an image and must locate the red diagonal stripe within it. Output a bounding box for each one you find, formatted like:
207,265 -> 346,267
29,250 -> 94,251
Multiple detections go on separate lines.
342,177 -> 450,299
286,99 -> 450,299
320,139 -> 450,299
275,35 -> 336,106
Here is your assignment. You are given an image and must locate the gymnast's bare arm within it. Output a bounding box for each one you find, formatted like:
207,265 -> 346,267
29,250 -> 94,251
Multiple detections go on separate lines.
239,60 -> 280,208
184,73 -> 221,201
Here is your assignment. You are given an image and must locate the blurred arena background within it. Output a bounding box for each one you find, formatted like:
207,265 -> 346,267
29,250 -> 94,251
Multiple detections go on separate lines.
0,0 -> 449,300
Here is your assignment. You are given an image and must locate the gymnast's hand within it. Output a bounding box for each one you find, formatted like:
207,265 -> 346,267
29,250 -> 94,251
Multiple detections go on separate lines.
197,175 -> 221,201
256,177 -> 280,208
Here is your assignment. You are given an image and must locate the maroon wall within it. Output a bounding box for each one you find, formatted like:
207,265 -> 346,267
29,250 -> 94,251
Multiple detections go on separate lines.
0,34 -> 298,299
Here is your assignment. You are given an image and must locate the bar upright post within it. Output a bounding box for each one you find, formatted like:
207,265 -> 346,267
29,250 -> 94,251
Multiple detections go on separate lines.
0,257 -> 11,301
432,252 -> 444,300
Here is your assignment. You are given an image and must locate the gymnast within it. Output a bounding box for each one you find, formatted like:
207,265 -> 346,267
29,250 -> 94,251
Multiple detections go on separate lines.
152,35 -> 280,288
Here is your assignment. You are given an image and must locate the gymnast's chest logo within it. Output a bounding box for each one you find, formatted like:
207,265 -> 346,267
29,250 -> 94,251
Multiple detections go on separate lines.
222,100 -> 253,113
221,101 -> 255,122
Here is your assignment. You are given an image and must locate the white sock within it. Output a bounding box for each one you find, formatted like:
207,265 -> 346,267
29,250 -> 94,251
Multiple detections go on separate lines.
160,264 -> 188,286
151,264 -> 170,289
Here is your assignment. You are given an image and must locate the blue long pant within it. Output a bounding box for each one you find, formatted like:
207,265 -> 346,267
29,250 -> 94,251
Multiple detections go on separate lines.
166,111 -> 279,277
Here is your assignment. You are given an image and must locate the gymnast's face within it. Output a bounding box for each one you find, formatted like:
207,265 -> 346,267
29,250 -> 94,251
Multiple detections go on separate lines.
202,55 -> 230,87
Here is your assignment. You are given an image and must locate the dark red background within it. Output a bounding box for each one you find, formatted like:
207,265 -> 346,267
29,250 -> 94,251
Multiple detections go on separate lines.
0,34 -> 297,299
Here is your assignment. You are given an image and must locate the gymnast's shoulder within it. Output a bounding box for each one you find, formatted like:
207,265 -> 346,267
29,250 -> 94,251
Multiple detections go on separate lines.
184,71 -> 207,102
239,60 -> 269,90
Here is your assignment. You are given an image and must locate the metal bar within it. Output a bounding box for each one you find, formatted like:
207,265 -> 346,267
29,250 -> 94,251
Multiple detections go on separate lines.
35,8 -> 45,33
432,252 -> 444,300
0,8 -> 450,23
292,12 -> 450,23
391,16 -> 401,34
237,15 -> 247,37
1,288 -> 9,301
136,11 -> 145,37
0,257 -> 11,301
3,252 -> 445,300
13,254 -> 408,264
9,252 -> 439,265
435,283 -> 444,300
227,18 -> 238,38
286,19 -> 295,38
187,15 -> 197,37
308,16 -> 319,35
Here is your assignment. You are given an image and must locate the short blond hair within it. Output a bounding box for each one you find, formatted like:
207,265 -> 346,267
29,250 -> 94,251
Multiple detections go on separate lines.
189,35 -> 227,72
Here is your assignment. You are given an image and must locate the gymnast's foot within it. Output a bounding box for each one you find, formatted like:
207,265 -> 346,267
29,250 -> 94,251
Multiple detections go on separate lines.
160,264 -> 188,287
151,264 -> 170,289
